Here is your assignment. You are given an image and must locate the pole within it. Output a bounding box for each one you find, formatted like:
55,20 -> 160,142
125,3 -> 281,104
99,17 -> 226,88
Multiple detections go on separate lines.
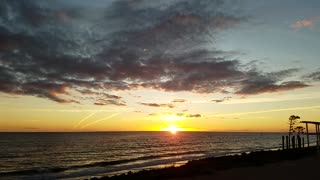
306,123 -> 309,147
292,136 -> 295,149
316,124 -> 319,153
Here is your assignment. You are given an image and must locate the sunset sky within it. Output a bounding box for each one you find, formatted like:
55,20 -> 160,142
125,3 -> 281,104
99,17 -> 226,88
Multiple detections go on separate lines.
1,0 -> 320,132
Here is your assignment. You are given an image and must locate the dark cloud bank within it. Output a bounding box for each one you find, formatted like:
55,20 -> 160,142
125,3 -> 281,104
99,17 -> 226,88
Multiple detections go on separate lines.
0,0 -> 311,105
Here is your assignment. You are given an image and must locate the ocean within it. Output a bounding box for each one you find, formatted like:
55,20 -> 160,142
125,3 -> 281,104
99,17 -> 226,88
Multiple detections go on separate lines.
0,132 -> 315,179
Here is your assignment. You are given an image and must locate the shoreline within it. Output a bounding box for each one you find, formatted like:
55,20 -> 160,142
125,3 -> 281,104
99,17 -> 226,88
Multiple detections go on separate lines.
91,147 -> 319,180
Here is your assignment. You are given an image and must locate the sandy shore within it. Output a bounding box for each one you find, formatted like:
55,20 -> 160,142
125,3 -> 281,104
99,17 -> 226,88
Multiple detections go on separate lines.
174,155 -> 320,180
95,148 -> 319,180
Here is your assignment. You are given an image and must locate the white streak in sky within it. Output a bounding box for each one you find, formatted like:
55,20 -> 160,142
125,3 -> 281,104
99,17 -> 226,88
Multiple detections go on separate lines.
74,111 -> 96,128
81,113 -> 120,129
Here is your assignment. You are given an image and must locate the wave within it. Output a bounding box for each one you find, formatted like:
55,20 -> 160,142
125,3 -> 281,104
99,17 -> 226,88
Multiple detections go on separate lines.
0,150 -> 206,177
56,153 -> 205,179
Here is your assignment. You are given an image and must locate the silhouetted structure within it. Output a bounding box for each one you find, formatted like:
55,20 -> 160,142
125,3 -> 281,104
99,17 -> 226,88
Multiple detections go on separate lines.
300,121 -> 320,152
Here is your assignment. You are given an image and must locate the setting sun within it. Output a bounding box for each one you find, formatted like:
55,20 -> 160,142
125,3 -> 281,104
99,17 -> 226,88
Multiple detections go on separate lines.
162,125 -> 183,134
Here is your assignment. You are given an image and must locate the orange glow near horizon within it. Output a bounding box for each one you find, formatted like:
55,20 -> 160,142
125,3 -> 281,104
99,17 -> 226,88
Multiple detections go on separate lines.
1,88 -> 320,132
161,115 -> 185,122
162,124 -> 183,134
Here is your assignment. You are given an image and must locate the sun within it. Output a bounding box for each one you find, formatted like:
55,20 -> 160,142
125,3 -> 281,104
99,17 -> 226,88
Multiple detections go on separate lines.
162,124 -> 183,134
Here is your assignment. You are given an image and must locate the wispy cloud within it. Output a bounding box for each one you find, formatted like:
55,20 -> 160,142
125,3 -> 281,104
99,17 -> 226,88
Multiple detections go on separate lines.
292,16 -> 320,29
74,111 -> 96,128
305,71 -> 320,81
208,105 -> 320,117
186,114 -> 202,118
212,97 -> 232,103
139,103 -> 175,108
80,113 -> 120,129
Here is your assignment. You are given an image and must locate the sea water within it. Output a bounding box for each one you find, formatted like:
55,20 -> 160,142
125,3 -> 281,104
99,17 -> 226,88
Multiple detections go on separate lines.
0,132 -> 316,179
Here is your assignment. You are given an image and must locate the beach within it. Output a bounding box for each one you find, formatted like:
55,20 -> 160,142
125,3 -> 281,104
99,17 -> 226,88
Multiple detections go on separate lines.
175,155 -> 320,180
96,147 -> 319,180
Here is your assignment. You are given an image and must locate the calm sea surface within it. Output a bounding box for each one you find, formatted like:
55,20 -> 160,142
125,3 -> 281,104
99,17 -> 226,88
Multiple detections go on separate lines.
0,132 -> 314,179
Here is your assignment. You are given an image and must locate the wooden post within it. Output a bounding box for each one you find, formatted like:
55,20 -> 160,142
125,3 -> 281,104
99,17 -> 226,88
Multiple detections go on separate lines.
297,135 -> 301,148
292,136 -> 295,149
286,136 -> 289,149
316,124 -> 319,153
282,136 -> 285,150
316,125 -> 318,150
306,123 -> 309,147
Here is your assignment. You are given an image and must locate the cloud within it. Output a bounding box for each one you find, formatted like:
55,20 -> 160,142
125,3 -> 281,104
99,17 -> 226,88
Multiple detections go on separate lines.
176,113 -> 202,118
187,114 -> 202,118
235,69 -> 309,95
212,97 -> 232,103
0,0 -> 310,104
139,103 -> 175,108
172,99 -> 187,103
94,93 -> 126,106
292,16 -> 320,29
305,71 -> 320,81
208,105 -> 320,117
236,81 -> 308,95
94,100 -> 126,106
76,89 -> 125,106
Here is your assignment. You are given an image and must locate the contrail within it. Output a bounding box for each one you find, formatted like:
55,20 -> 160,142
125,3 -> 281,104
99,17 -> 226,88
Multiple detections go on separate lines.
74,112 -> 96,128
207,105 -> 320,117
81,113 -> 120,129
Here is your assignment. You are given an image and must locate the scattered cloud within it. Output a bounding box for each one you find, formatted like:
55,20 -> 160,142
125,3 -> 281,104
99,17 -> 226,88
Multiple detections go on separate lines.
235,69 -> 309,95
292,16 -> 320,29
93,93 -> 126,106
176,113 -> 202,118
212,97 -> 232,103
0,0 -> 311,104
94,100 -> 126,106
305,71 -> 320,81
208,105 -> 320,117
139,103 -> 175,108
186,114 -> 202,118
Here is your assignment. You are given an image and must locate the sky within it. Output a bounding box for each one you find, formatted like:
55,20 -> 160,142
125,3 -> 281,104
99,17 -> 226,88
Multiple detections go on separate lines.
0,0 -> 320,132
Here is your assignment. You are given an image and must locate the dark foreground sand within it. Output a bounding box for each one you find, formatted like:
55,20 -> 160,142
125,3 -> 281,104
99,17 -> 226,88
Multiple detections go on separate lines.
95,147 -> 320,180
174,155 -> 320,180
